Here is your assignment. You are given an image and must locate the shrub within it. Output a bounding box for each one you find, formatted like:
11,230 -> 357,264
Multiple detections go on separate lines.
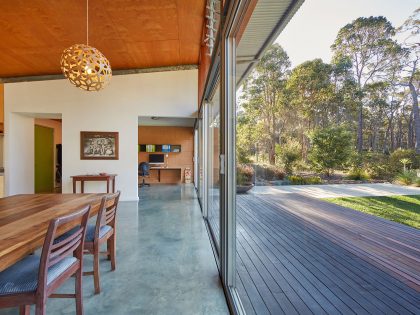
294,159 -> 311,172
288,175 -> 322,185
415,177 -> 420,187
348,152 -> 396,180
346,168 -> 370,181
237,146 -> 252,164
309,126 -> 353,176
362,152 -> 391,179
288,175 -> 302,184
347,151 -> 364,169
253,164 -> 285,181
306,176 -> 322,184
390,149 -> 420,174
400,158 -> 412,172
275,139 -> 301,174
272,167 -> 286,180
237,164 -> 254,185
394,171 -> 417,186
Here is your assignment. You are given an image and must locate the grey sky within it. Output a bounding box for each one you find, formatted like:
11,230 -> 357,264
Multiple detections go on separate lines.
275,0 -> 419,67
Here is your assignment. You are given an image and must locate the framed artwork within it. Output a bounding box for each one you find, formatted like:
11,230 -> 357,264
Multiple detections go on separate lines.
80,131 -> 119,160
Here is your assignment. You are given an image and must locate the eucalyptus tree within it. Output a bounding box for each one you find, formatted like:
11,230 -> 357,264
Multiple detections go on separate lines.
331,16 -> 403,153
286,59 -> 338,158
397,8 -> 420,153
287,59 -> 336,127
363,82 -> 389,151
241,44 -> 291,165
236,109 -> 259,163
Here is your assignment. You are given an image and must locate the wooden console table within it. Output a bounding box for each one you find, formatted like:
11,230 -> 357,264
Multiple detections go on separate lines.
71,174 -> 117,193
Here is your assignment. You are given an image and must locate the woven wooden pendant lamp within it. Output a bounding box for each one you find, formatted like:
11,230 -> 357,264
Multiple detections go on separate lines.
61,0 -> 112,91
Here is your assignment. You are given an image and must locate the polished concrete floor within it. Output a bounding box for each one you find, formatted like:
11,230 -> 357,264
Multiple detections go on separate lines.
1,185 -> 228,315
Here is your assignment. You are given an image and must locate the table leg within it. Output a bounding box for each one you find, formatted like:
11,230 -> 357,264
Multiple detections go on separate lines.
73,179 -> 76,193
158,169 -> 161,182
81,181 -> 84,193
112,178 -> 115,193
107,179 -> 110,193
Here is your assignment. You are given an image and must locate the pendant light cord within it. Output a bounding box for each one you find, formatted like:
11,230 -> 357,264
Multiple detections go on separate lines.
86,0 -> 89,45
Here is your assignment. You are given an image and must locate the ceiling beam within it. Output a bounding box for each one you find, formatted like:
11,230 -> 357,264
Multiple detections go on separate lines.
0,64 -> 198,83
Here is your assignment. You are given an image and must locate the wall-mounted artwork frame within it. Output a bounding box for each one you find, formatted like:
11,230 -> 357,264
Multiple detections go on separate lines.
80,131 -> 119,160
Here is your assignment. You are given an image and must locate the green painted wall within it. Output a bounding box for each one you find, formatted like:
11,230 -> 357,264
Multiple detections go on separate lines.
34,125 -> 54,193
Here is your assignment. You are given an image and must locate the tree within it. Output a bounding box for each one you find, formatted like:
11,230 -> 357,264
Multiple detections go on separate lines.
236,110 -> 258,163
287,59 -> 336,126
286,59 -> 341,159
236,12 -> 418,173
331,16 -> 402,153
275,139 -> 300,174
397,8 -> 420,153
309,126 -> 353,176
363,81 -> 390,151
241,44 -> 291,165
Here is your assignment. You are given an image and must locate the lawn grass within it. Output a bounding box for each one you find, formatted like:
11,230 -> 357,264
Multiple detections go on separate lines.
324,195 -> 420,229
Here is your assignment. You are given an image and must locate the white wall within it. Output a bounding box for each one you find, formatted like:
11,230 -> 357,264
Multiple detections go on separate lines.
5,113 -> 35,194
4,70 -> 198,201
0,135 -> 4,167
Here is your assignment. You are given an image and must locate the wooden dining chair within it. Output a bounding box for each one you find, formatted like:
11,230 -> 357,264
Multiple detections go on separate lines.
0,204 -> 91,315
83,191 -> 120,294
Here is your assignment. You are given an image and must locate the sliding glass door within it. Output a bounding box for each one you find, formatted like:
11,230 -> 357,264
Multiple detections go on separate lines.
207,84 -> 221,252
198,1 -> 261,313
194,128 -> 199,190
198,121 -> 203,201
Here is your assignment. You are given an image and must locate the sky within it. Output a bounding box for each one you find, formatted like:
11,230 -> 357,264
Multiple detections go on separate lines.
275,0 -> 419,67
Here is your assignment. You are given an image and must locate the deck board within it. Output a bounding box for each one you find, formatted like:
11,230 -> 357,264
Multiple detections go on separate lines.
238,217 -> 362,314
240,198 -> 419,305
236,269 -> 257,315
238,207 -> 378,314
238,203 -> 392,314
236,194 -> 420,315
262,195 -> 420,288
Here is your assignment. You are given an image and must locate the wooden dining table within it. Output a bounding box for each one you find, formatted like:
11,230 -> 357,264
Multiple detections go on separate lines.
0,193 -> 106,272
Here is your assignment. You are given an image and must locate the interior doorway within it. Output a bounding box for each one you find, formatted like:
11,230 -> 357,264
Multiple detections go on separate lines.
137,116 -> 196,189
34,118 -> 62,193
34,125 -> 54,192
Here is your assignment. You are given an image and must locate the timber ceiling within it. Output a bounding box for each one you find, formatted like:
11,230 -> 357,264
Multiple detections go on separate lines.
0,0 -> 205,78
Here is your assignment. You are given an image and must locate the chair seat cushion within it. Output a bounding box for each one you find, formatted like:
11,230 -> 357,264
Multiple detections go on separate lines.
0,256 -> 77,295
85,224 -> 112,242
55,224 -> 112,244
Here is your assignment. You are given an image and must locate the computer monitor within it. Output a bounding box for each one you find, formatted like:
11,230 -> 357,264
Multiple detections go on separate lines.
149,154 -> 164,164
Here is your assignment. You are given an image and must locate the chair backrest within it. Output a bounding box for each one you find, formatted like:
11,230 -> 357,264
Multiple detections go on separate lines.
139,162 -> 150,176
95,191 -> 121,238
37,204 -> 91,293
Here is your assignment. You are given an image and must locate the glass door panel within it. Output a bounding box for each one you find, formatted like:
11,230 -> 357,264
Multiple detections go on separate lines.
198,119 -> 204,203
207,84 -> 221,251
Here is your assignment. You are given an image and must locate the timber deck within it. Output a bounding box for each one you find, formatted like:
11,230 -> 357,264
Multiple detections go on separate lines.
235,193 -> 420,315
